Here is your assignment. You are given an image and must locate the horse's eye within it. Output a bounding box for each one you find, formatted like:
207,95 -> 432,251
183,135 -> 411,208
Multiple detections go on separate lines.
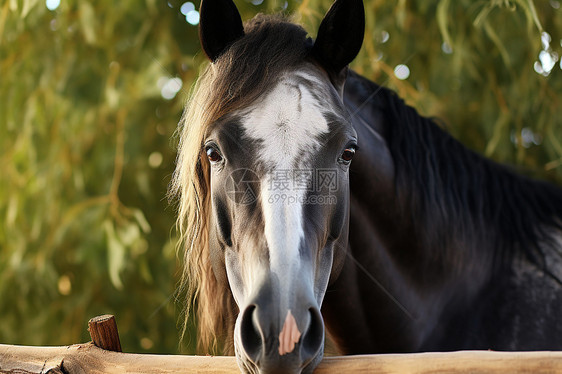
206,146 -> 223,163
340,147 -> 356,164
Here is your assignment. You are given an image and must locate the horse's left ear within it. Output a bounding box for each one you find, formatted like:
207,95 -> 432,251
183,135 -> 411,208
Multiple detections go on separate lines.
312,0 -> 364,86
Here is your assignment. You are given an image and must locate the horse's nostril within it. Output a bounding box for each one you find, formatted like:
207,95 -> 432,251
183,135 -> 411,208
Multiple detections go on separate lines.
301,307 -> 324,360
240,305 -> 262,361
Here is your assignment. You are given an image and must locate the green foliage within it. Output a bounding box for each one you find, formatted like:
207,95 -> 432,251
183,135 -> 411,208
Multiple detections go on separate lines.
0,0 -> 560,354
0,0 -> 198,353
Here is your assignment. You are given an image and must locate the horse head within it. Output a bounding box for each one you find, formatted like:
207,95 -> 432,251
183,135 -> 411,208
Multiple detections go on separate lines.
172,0 -> 364,372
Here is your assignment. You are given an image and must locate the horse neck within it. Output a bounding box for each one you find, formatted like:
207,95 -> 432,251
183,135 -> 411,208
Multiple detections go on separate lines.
325,72 -> 504,353
345,134 -> 494,329
328,71 -> 562,353
344,71 -> 495,284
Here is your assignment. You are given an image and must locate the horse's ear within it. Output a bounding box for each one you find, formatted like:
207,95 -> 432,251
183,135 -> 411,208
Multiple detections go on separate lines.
199,0 -> 245,62
312,0 -> 364,82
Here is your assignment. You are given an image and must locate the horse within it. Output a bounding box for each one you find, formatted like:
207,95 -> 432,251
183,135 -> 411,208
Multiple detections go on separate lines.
169,0 -> 562,372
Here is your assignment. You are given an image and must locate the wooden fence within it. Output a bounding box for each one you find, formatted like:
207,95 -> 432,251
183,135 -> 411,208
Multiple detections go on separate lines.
1,315 -> 562,373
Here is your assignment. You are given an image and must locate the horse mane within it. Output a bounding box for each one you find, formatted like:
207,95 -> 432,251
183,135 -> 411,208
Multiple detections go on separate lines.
374,80 -> 562,280
169,14 -> 316,353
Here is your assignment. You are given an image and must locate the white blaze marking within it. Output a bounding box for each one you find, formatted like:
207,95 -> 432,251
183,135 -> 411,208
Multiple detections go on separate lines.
241,71 -> 330,283
278,309 -> 301,355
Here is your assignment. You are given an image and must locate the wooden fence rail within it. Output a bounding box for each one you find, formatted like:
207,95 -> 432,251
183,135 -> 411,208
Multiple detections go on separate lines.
3,344 -> 562,373
1,315 -> 562,373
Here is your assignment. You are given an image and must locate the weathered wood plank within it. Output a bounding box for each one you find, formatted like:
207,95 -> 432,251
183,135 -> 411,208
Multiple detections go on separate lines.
1,343 -> 562,373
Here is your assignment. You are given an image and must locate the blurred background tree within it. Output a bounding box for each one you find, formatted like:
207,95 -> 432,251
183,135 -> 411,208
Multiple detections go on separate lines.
0,0 -> 560,355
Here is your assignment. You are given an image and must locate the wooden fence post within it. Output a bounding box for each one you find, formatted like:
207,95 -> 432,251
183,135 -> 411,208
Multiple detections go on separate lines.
88,314 -> 122,352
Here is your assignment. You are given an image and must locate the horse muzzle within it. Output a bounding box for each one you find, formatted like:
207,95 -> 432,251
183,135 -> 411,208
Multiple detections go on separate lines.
233,284 -> 325,374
